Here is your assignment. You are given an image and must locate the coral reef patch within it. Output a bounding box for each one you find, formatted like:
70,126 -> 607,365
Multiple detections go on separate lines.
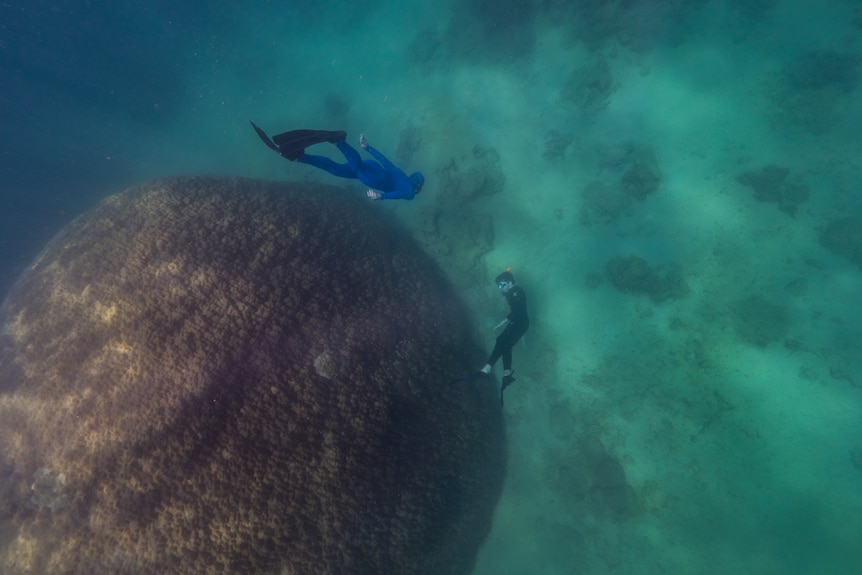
396,124 -> 423,167
580,144 -> 662,225
785,50 -> 861,93
819,216 -> 862,270
605,255 -> 688,303
767,49 -> 862,133
0,176 -> 505,575
439,145 -> 505,202
563,0 -> 703,52
620,151 -> 662,201
553,415 -> 638,519
444,0 -> 537,64
736,164 -> 809,216
543,130 -> 575,161
560,56 -> 617,117
730,294 -> 790,347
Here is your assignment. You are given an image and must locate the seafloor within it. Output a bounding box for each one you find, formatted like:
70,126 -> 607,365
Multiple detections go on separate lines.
1,1 -> 861,573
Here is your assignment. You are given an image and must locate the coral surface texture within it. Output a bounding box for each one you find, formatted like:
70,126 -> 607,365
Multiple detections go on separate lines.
0,176 -> 505,575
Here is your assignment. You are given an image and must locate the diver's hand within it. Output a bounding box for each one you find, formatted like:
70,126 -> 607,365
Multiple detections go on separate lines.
366,189 -> 382,200
494,319 -> 509,331
359,133 -> 369,150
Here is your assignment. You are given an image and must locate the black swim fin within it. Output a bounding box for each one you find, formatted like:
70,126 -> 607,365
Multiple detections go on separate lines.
271,129 -> 347,160
500,374 -> 515,407
250,121 -> 280,152
446,371 -> 489,386
250,122 -> 346,161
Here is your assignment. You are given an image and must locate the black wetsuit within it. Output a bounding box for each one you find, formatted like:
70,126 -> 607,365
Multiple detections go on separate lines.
487,286 -> 529,371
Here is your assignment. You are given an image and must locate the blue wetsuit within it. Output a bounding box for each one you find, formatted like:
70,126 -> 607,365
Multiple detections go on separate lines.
299,141 -> 417,201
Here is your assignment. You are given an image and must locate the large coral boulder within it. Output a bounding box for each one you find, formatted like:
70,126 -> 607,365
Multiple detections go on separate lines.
0,177 -> 505,575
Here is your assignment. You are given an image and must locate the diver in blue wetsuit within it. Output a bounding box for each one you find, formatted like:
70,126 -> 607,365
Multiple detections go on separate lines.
301,134 -> 424,201
250,122 -> 424,201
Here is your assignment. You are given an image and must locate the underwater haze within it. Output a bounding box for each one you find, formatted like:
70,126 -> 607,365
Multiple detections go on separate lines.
2,0 -> 862,573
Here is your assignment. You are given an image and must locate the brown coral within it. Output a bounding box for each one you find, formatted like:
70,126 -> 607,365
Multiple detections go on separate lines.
0,176 -> 505,575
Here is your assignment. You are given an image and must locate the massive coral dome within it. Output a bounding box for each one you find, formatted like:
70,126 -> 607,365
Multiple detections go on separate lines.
0,177 -> 505,575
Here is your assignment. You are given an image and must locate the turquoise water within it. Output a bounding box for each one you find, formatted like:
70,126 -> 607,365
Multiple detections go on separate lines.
2,1 -> 861,573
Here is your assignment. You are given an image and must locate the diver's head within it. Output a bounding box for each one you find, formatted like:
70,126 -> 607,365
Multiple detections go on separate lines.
409,172 -> 425,193
495,268 -> 515,294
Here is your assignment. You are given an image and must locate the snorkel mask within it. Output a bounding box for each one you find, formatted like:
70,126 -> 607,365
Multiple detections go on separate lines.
495,268 -> 515,293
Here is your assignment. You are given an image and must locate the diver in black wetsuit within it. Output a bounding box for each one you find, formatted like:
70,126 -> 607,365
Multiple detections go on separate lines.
479,268 -> 529,406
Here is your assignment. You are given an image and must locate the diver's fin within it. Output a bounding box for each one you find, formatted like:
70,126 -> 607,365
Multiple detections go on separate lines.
446,371 -> 489,386
271,129 -> 347,160
500,374 -> 515,407
250,121 -> 280,153
249,123 -> 346,161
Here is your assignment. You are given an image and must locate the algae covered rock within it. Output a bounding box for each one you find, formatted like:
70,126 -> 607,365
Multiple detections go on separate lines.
0,176 -> 505,575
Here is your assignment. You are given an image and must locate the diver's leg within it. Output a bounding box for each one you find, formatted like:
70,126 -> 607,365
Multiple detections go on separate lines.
503,323 -> 529,373
365,145 -> 399,172
502,348 -> 513,373
297,154 -> 356,179
494,325 -> 523,371
482,334 -> 506,373
339,142 -> 387,189
489,339 -> 506,367
499,328 -> 519,404
336,141 -> 363,171
302,143 -> 386,189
